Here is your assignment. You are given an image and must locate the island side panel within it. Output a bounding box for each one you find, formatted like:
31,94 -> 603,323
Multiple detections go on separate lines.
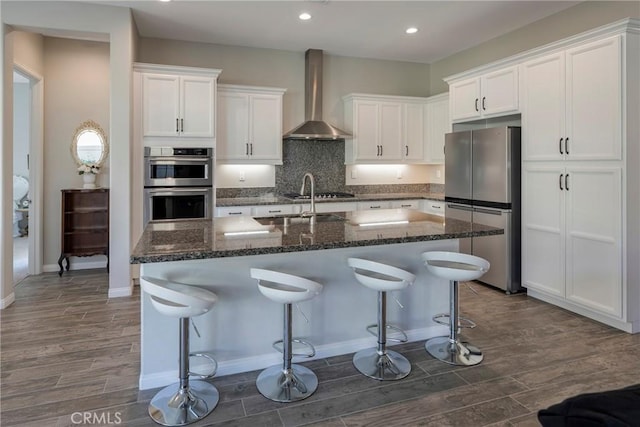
139,239 -> 457,390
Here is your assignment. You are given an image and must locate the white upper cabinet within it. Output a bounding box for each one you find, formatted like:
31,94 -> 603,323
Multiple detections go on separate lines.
424,93 -> 449,164
521,35 -> 622,161
142,73 -> 217,138
217,85 -> 286,164
449,66 -> 519,123
403,102 -> 425,161
344,94 -> 433,164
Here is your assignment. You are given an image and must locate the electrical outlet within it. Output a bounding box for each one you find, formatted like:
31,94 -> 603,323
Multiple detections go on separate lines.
396,169 -> 402,179
351,169 -> 357,179
239,171 -> 245,182
436,169 -> 442,179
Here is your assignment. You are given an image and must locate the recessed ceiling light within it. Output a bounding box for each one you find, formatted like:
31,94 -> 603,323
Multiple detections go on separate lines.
159,0 -> 171,2
406,27 -> 418,34
299,12 -> 312,21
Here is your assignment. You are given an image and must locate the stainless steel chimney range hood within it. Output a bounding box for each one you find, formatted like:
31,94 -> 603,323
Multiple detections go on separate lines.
283,49 -> 351,140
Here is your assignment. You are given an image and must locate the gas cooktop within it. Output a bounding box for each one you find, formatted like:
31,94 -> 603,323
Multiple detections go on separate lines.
283,192 -> 355,200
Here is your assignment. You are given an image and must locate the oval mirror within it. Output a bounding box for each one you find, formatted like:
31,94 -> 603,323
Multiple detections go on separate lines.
71,120 -> 109,167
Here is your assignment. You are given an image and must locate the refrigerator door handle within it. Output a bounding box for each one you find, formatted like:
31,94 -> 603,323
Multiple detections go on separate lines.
447,203 -> 473,212
473,207 -> 503,215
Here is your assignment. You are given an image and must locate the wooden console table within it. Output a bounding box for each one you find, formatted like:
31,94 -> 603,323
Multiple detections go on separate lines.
58,188 -> 109,276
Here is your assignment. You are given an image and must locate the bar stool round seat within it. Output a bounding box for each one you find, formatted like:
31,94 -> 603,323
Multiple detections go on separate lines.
348,258 -> 416,381
251,268 -> 323,403
141,277 -> 219,426
421,251 -> 490,367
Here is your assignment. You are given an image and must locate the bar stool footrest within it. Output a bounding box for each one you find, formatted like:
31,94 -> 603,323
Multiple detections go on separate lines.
189,352 -> 218,379
432,313 -> 477,329
272,339 -> 316,358
366,323 -> 408,343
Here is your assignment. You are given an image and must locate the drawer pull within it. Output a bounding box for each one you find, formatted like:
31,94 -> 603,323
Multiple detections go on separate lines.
229,211 -> 243,215
370,205 -> 381,209
431,205 -> 441,209
268,210 -> 282,213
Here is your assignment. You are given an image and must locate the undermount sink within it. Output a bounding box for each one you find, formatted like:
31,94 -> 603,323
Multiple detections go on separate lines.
254,213 -> 345,226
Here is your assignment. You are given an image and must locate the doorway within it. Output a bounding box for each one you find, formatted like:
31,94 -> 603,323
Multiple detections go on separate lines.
13,65 -> 44,285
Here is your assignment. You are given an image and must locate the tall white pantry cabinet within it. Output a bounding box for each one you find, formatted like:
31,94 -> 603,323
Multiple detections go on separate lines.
446,19 -> 639,333
522,23 -> 639,333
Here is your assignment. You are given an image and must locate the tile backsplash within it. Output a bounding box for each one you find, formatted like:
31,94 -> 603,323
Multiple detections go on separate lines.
275,139 -> 347,194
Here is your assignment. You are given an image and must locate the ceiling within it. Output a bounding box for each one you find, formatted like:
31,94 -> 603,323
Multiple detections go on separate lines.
85,0 -> 581,64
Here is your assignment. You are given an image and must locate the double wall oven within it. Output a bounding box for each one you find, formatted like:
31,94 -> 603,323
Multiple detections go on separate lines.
143,147 -> 214,224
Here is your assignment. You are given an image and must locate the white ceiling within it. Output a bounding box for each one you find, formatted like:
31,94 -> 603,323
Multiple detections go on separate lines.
87,0 -> 581,64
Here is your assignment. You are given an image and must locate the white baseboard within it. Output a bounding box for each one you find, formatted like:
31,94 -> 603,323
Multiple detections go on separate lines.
0,292 -> 16,309
527,289 -> 637,333
139,325 -> 446,390
43,259 -> 108,273
108,286 -> 133,298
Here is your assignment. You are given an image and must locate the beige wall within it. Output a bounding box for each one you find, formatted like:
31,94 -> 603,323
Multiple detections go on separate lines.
137,38 -> 430,134
430,1 -> 640,93
13,30 -> 44,74
43,37 -> 109,267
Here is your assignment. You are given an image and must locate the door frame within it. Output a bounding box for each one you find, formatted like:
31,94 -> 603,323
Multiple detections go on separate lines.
14,63 -> 43,275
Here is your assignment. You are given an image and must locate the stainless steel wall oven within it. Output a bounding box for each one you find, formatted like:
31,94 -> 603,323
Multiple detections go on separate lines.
143,147 -> 214,224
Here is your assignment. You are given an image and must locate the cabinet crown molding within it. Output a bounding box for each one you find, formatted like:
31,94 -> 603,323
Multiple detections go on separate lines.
343,93 -> 429,103
133,62 -> 222,78
218,84 -> 287,95
444,18 -> 639,84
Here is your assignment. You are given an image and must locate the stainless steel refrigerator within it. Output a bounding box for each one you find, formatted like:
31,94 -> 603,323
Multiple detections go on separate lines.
444,126 -> 521,293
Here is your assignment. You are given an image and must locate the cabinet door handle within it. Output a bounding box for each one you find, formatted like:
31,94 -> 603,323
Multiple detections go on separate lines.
565,137 -> 569,155
565,174 -> 569,191
250,143 -> 253,156
376,145 -> 380,156
176,118 -> 179,133
405,145 -> 409,156
559,138 -> 564,154
180,118 -> 184,133
559,174 -> 564,190
482,97 -> 486,110
475,98 -> 479,112
380,145 -> 383,156
246,143 -> 249,155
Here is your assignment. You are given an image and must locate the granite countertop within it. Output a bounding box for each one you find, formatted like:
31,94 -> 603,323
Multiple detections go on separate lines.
215,192 -> 444,207
131,208 -> 502,264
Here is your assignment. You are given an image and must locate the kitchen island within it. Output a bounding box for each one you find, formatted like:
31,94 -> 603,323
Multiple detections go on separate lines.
131,209 -> 502,390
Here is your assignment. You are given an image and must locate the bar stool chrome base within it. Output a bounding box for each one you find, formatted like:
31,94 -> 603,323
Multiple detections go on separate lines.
256,365 -> 318,403
425,336 -> 483,366
148,380 -> 220,426
353,347 -> 411,381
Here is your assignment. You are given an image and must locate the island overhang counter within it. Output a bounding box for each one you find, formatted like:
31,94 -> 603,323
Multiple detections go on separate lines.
131,209 -> 503,390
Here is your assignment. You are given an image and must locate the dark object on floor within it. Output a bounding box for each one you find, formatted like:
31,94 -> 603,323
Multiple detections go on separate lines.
538,384 -> 640,426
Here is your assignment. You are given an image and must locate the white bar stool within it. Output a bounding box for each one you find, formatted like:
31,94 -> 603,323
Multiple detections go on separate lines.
141,277 -> 219,426
421,251 -> 490,366
250,268 -> 323,402
347,258 -> 416,381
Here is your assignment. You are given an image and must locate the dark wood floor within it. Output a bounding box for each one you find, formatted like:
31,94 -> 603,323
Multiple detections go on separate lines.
1,270 -> 639,426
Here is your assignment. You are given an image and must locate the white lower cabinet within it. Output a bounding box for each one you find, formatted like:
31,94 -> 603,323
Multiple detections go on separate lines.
251,205 -> 297,217
422,200 -> 445,217
390,200 -> 420,210
315,202 -> 358,214
357,201 -> 392,210
522,164 -> 622,318
216,206 -> 252,217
